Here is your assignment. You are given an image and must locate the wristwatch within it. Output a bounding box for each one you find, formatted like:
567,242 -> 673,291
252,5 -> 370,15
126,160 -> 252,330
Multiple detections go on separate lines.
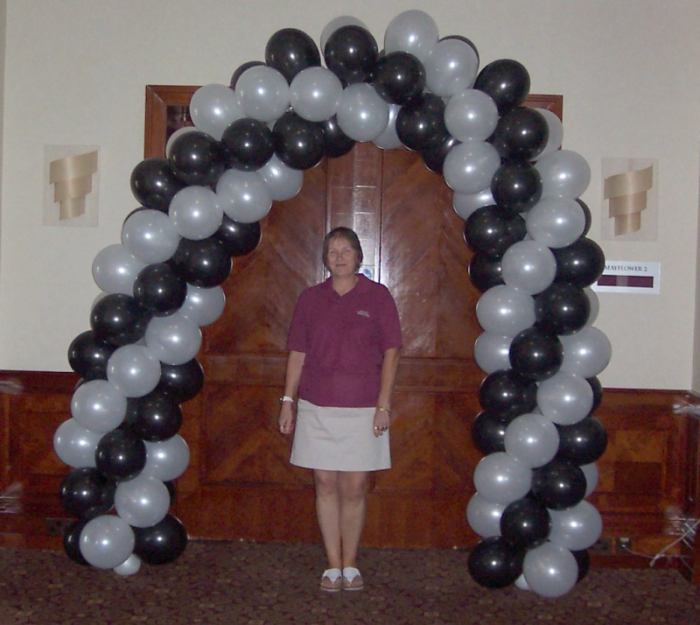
279,395 -> 295,404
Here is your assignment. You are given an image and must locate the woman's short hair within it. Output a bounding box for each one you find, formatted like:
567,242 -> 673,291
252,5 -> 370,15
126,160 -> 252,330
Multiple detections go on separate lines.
322,227 -> 364,272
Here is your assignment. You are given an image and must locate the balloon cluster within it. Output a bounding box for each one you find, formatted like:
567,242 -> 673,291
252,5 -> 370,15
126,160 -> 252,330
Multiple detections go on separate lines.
53,11 -> 608,588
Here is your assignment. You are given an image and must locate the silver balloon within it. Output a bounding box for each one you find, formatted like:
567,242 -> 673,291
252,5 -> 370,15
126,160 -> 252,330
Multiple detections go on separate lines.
79,515 -> 135,570
336,83 -> 390,142
384,9 -> 439,63
534,108 -> 563,158
113,553 -> 142,576
236,65 -> 290,123
121,209 -> 181,264
178,284 -> 226,327
466,493 -> 505,538
373,104 -> 403,150
504,413 -> 560,468
216,169 -> 272,223
474,332 -> 512,374
444,89 -> 499,142
91,244 -> 146,295
258,154 -> 303,201
525,197 -> 586,249
548,501 -> 603,551
71,379 -> 127,433
581,463 -> 599,497
476,285 -> 536,337
114,475 -> 170,528
143,435 -> 190,481
523,542 -> 578,598
290,67 -> 342,122
53,418 -> 101,468
501,240 -> 557,295
560,327 -> 612,378
473,452 -> 532,505
443,141 -> 501,195
165,126 -> 199,159
168,186 -> 223,240
537,371 -> 593,426
514,574 -> 531,591
536,149 -> 591,199
190,84 -> 243,140
452,188 -> 494,221
320,16 -> 367,52
145,314 -> 202,366
423,39 -> 479,97
585,288 -> 599,326
106,345 -> 161,398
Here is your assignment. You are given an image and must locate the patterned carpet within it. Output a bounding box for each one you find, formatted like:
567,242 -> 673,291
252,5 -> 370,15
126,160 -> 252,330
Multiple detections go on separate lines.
1,540 -> 699,625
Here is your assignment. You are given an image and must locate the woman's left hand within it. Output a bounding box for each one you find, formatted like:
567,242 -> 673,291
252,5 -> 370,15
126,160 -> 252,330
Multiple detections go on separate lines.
372,408 -> 390,437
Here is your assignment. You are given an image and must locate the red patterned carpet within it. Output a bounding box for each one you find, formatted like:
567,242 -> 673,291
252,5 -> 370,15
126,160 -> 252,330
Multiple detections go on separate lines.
1,540 -> 699,625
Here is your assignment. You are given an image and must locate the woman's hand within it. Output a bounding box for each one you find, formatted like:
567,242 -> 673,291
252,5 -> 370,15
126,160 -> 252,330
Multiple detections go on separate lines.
372,408 -> 391,438
278,402 -> 295,435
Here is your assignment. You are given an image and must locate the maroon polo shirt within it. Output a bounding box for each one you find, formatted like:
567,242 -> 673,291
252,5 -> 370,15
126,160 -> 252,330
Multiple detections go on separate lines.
287,274 -> 402,407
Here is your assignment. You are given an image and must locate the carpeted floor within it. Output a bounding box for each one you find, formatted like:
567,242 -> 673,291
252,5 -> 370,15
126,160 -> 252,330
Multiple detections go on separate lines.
1,540 -> 699,625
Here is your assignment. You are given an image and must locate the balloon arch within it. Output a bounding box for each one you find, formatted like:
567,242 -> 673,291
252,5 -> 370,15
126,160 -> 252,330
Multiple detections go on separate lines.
53,10 -> 610,597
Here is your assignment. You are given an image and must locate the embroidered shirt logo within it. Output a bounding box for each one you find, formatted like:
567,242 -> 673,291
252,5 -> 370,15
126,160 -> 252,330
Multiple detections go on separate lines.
356,310 -> 370,318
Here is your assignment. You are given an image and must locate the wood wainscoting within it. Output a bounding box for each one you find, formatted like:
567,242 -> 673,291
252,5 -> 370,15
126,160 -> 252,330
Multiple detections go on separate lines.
1,369 -> 699,581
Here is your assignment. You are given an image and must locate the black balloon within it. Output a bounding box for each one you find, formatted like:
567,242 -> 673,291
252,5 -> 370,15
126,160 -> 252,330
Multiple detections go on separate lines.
464,206 -> 527,258
490,162 -> 542,216
215,216 -> 262,256
509,327 -> 563,381
63,520 -> 89,566
535,282 -> 590,336
134,514 -> 188,565
133,263 -> 187,316
421,135 -> 460,174
221,118 -> 274,171
492,106 -> 548,161
273,111 -> 325,170
588,376 -> 603,412
164,480 -> 177,501
531,458 -> 587,510
396,93 -> 447,151
479,370 -> 537,419
472,411 -> 512,454
557,416 -> 607,465
130,157 -> 185,213
320,116 -> 355,158
323,25 -> 378,84
157,359 -> 204,403
168,130 -> 225,186
500,497 -> 551,549
553,237 -> 605,288
170,237 -> 232,288
372,51 -> 425,105
577,199 -> 592,236
468,253 -> 504,292
95,429 -> 147,481
90,294 -> 151,347
125,389 -> 183,442
474,59 -> 530,116
60,467 -> 116,519
265,28 -> 320,83
67,330 -> 116,380
468,537 -> 524,589
230,60 -> 264,89
572,549 -> 590,582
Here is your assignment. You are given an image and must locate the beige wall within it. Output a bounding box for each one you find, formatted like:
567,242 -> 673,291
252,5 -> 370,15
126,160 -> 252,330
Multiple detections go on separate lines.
1,0 -> 699,389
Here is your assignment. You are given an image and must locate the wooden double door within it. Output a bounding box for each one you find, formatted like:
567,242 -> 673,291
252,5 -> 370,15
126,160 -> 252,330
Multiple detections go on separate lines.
173,141 -> 484,548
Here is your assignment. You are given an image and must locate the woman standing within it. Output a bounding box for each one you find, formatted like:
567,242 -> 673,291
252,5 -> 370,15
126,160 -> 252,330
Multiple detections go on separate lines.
278,227 -> 401,592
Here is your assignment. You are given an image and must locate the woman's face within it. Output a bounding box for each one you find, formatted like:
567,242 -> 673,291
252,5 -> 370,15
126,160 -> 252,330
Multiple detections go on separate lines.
326,236 -> 359,278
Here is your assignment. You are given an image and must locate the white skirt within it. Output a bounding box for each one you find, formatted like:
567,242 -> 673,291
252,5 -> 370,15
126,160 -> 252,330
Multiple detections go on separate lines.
290,399 -> 391,471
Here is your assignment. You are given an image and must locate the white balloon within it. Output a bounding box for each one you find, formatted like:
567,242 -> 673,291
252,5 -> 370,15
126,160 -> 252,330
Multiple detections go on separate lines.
523,543 -> 578,598
453,188 -> 494,221
336,83 -> 390,142
473,452 -> 532,504
474,332 -> 512,374
71,379 -> 127,433
466,493 -> 505,538
145,314 -> 202,366
79,515 -> 135,569
115,475 -> 170,528
178,284 -> 226,327
585,288 -> 599,326
504,413 -> 560,468
168,186 -> 223,241
443,142 -> 501,195
548,501 -> 603,550
444,89 -> 499,142
526,197 -> 586,249
476,285 -> 536,337
501,240 -> 557,295
190,84 -> 243,140
237,66 -> 290,123
216,169 -> 272,223
122,209 -> 181,264
581,462 -> 599,497
258,154 -> 303,201
53,418 -> 101,468
384,10 -> 439,63
106,345 -> 161,398
537,371 -> 593,426
290,67 -> 342,122
560,326 -> 612,378
536,149 -> 591,199
92,244 -> 146,295
423,39 -> 479,97
144,435 -> 190,481
534,108 -> 563,158
114,553 -> 142,576
373,104 -> 403,150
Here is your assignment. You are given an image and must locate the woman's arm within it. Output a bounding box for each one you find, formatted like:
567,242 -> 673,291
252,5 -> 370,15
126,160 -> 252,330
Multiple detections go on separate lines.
278,350 -> 306,435
373,347 -> 400,436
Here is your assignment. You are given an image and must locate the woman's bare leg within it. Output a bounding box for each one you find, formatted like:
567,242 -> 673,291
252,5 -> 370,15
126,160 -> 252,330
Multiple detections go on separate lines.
313,469 -> 342,568
338,471 -> 369,567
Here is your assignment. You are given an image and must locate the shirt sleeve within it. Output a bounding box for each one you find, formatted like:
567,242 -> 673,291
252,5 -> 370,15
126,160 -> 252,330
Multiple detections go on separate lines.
377,285 -> 402,352
286,289 -> 310,352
